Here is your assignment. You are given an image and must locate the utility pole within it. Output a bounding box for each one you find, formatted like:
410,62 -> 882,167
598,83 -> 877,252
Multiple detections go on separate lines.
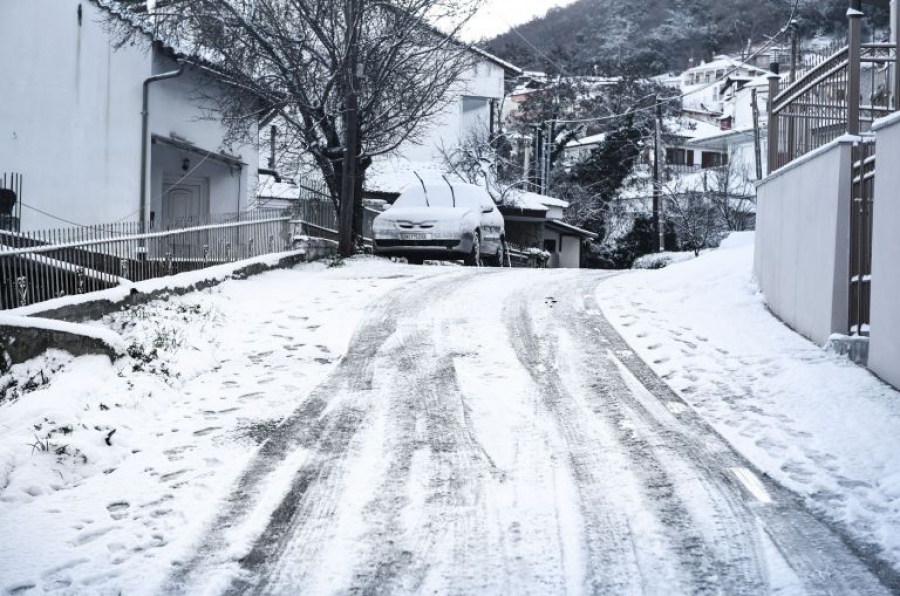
653,97 -> 664,253
533,124 -> 543,193
339,0 -> 360,258
751,88 -> 763,180
544,121 -> 554,195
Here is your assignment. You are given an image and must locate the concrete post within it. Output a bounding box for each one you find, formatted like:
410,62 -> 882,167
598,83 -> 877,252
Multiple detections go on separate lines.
848,2 -> 864,136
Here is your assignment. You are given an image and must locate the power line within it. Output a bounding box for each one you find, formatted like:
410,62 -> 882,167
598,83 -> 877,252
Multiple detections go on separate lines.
551,0 -> 802,126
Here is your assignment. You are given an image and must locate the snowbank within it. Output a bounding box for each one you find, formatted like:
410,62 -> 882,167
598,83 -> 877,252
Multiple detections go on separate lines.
596,231 -> 900,571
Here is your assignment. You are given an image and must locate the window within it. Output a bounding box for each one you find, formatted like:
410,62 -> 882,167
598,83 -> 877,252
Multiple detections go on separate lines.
667,148 -> 688,165
461,96 -> 489,137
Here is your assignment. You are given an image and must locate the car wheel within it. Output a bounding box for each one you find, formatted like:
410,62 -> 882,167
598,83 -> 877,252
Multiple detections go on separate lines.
465,231 -> 482,267
406,256 -> 424,265
492,238 -> 508,267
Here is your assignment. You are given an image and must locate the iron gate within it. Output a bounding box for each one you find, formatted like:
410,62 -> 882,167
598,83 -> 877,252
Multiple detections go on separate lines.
850,139 -> 875,336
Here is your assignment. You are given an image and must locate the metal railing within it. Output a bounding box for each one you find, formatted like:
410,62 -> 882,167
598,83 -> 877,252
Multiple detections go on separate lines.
770,42 -> 897,170
291,197 -> 379,245
506,242 -> 549,268
0,210 -> 292,310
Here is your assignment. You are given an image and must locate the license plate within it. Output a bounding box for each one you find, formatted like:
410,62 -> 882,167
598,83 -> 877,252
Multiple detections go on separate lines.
399,233 -> 432,240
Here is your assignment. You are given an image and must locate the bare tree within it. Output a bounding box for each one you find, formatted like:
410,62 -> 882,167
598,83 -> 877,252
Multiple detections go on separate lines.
437,123 -> 526,203
107,0 -> 482,255
704,159 -> 756,232
663,187 -> 722,256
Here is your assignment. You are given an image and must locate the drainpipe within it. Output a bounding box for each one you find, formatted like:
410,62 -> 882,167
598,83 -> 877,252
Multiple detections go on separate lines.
140,64 -> 184,233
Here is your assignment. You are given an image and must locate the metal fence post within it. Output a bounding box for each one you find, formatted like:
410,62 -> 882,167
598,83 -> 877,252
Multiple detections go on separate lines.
767,64 -> 781,173
848,2 -> 864,136
16,276 -> 27,307
76,267 -> 85,294
894,0 -> 900,109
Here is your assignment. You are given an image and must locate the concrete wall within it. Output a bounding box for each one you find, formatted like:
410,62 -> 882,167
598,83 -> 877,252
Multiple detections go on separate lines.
754,139 -> 853,346
0,0 -> 256,230
869,114 -> 900,388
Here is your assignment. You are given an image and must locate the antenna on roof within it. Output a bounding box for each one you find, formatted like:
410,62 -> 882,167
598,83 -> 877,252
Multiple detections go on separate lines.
413,172 -> 430,207
441,175 -> 456,208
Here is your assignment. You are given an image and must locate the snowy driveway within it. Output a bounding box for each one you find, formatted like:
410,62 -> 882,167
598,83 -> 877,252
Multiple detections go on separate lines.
1,261 -> 896,595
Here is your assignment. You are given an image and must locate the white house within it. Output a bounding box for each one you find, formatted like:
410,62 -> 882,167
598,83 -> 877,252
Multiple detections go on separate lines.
681,56 -> 768,119
0,0 -> 259,232
684,74 -> 773,182
361,48 -> 522,198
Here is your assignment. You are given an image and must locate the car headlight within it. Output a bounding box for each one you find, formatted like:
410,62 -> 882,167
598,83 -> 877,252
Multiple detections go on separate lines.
373,219 -> 395,234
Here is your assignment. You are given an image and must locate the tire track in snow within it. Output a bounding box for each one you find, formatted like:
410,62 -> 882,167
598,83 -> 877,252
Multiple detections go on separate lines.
576,276 -> 897,596
506,273 -> 780,595
163,272 -> 470,595
505,281 -> 672,595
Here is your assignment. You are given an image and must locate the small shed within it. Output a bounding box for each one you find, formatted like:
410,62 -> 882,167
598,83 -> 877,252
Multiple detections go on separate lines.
499,190 -> 597,269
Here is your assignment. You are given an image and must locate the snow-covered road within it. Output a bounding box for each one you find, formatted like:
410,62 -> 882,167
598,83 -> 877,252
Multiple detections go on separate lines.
1,261 -> 896,595
163,267 -> 893,595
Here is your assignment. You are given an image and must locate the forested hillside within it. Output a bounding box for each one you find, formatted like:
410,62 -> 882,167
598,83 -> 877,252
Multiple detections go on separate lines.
484,0 -> 888,76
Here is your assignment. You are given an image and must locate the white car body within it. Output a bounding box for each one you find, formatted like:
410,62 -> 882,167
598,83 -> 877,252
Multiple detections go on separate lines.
373,183 -> 505,265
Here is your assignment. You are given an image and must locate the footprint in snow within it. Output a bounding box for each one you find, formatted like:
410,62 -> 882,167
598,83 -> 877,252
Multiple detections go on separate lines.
107,502 -> 130,520
193,426 -> 221,437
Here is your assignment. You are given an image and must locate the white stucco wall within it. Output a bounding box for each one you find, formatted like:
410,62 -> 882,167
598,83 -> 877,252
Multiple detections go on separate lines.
869,115 -> 900,388
0,0 -> 257,230
754,139 -> 852,346
148,54 -> 258,219
398,60 -> 506,164
0,0 -> 147,229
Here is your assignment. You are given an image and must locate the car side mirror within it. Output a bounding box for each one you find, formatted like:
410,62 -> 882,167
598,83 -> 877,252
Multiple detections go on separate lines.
482,205 -> 494,214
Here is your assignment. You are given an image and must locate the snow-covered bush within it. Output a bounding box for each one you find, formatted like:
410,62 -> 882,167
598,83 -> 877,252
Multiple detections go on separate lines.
633,251 -> 700,270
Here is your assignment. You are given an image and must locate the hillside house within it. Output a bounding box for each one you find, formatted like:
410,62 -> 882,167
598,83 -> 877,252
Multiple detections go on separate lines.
681,57 -> 768,118
0,0 -> 260,232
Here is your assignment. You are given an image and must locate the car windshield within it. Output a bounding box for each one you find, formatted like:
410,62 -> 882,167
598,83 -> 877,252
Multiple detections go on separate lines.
393,185 -> 485,209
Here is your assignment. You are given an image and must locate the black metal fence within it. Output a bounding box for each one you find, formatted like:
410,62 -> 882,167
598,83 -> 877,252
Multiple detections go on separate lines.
770,39 -> 897,170
0,210 -> 292,310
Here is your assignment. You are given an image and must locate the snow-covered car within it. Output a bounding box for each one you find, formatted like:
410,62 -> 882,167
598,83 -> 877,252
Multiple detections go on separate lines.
372,183 -> 505,266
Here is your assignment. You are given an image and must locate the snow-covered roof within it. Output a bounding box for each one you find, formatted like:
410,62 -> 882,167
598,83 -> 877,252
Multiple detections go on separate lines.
683,56 -> 767,76
666,117 -> 724,141
566,132 -> 607,149
683,127 -> 757,151
502,189 -> 568,211
471,47 -> 523,76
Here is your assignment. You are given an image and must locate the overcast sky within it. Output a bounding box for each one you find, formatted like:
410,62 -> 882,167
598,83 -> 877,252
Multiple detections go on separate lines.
460,0 -> 581,42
